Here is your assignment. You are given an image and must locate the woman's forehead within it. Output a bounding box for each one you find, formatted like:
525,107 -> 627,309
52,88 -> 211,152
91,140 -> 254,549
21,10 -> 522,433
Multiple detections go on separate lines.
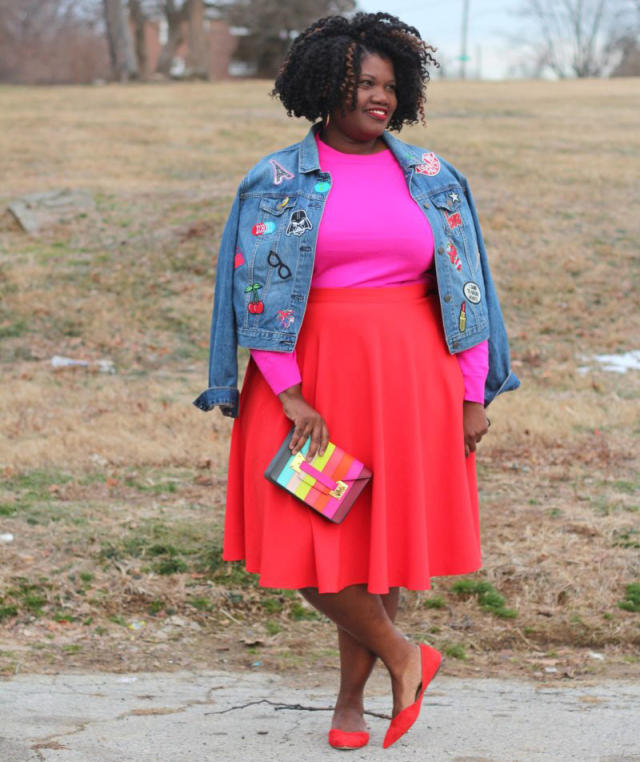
359,52 -> 395,78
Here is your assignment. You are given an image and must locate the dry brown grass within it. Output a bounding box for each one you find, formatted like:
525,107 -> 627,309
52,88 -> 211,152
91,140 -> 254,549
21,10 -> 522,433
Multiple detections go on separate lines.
0,79 -> 638,681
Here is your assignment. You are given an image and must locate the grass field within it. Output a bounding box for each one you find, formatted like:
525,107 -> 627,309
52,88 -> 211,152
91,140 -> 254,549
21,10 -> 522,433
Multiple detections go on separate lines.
0,78 -> 638,681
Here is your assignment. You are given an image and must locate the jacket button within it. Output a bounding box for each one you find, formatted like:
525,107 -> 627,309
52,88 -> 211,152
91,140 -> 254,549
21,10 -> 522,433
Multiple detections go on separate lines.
438,246 -> 445,255
423,202 -> 430,209
444,293 -> 452,302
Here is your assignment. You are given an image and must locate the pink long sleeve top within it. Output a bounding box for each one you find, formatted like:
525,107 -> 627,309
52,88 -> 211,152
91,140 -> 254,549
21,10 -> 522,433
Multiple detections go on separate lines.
251,135 -> 488,403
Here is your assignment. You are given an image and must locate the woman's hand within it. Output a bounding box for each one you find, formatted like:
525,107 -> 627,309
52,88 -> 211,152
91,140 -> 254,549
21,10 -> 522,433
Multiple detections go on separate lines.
463,401 -> 490,457
278,384 -> 329,459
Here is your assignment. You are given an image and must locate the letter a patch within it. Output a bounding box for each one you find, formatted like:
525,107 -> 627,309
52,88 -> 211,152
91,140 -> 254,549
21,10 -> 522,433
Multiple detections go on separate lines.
270,159 -> 294,185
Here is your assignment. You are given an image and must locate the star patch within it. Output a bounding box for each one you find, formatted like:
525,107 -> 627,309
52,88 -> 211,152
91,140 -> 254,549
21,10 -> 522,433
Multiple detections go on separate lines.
269,159 -> 294,185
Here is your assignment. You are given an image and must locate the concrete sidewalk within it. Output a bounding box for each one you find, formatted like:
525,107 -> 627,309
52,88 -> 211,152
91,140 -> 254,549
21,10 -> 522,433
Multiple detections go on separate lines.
1,670 -> 639,762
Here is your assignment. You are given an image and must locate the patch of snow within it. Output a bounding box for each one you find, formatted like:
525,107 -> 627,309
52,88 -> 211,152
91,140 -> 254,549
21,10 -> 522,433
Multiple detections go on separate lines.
578,350 -> 640,375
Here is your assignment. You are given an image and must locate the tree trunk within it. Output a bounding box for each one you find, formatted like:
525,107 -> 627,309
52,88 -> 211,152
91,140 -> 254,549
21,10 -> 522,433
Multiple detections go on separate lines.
129,0 -> 148,79
185,0 -> 209,79
102,0 -> 138,81
156,1 -> 187,76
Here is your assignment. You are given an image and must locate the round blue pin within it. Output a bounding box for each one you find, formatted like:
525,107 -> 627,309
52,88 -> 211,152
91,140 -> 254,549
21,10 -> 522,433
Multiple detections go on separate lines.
314,181 -> 331,193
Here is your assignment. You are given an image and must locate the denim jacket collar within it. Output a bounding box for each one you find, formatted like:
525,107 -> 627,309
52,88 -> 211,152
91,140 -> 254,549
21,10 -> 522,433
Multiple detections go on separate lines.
299,124 -> 421,174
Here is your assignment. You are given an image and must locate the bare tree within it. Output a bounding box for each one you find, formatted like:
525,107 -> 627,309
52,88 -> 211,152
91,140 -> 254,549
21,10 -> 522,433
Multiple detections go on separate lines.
155,0 -> 188,74
211,0 -> 356,78
185,0 -> 209,77
517,0 -> 623,77
0,0 -> 109,84
607,0 -> 640,75
103,0 -> 139,80
129,0 -> 150,77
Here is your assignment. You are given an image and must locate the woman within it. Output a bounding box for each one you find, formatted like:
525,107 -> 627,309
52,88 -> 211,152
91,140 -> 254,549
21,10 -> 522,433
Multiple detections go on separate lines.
195,12 -> 519,750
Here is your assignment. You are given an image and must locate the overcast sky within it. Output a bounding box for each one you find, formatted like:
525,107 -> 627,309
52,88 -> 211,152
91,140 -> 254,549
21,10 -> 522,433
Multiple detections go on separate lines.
356,0 -> 529,79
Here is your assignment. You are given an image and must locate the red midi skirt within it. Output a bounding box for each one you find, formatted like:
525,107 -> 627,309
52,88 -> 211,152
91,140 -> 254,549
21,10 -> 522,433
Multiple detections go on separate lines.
223,283 -> 481,593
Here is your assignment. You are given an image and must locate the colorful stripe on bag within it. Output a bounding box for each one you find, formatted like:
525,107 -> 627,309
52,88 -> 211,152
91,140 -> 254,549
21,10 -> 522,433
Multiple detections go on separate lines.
275,441 -> 365,520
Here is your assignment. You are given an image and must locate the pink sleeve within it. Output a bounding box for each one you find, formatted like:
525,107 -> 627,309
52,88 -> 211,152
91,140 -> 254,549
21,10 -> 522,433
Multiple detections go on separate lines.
250,349 -> 302,395
456,340 -> 489,404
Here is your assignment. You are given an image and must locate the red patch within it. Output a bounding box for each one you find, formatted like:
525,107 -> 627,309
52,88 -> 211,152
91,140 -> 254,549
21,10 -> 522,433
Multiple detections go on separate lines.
234,250 -> 244,268
446,211 -> 462,229
417,152 -> 440,176
447,242 -> 461,271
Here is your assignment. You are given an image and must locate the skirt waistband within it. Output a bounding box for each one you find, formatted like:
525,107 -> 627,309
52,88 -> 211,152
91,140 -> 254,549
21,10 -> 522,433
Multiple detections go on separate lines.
307,281 -> 435,305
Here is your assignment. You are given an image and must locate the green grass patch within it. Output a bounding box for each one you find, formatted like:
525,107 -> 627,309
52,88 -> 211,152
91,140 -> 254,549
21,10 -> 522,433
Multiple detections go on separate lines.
423,595 -> 446,609
289,603 -> 320,621
0,577 -> 52,620
152,557 -> 187,575
265,620 -> 281,635
618,583 -> 640,613
612,528 -> 640,549
188,597 -> 213,611
261,597 -> 284,614
0,605 -> 19,621
444,643 -> 467,660
451,578 -> 517,619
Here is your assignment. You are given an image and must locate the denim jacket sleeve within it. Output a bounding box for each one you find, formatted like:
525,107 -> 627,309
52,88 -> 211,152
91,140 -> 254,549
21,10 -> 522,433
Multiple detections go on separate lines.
193,188 -> 242,416
456,172 -> 520,406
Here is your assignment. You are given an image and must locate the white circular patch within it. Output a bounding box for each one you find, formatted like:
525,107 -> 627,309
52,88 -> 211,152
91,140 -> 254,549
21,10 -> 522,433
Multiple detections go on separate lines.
420,152 -> 441,176
463,281 -> 481,304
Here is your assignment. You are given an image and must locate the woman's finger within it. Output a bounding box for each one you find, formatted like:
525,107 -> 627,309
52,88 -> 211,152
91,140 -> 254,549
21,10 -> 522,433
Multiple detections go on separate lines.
307,420 -> 323,460
320,422 -> 330,456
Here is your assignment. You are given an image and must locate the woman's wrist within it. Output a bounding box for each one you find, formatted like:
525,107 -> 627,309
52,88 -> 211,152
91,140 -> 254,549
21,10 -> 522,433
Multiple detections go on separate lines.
278,383 -> 303,402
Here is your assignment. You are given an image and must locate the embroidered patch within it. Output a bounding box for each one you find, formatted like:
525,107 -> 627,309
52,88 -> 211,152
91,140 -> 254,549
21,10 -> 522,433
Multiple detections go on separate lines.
463,282 -> 481,304
252,221 -> 276,236
449,192 -> 460,204
459,302 -> 467,332
314,181 -> 331,193
234,249 -> 244,268
270,159 -> 294,185
267,250 -> 292,280
446,241 -> 461,271
286,209 -> 312,237
245,283 -> 264,314
446,211 -> 462,229
279,196 -> 290,208
417,152 -> 440,176
277,309 -> 295,329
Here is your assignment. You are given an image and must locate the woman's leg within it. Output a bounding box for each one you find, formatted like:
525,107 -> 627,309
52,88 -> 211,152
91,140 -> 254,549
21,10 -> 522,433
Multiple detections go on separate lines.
331,588 -> 400,732
300,584 -> 421,718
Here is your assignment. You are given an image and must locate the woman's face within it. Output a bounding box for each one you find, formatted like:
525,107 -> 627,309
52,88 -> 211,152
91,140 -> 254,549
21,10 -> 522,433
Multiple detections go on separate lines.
330,53 -> 397,145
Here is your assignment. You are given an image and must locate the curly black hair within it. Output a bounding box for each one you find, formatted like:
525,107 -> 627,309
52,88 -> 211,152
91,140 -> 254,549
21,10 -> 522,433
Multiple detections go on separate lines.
272,12 -> 438,132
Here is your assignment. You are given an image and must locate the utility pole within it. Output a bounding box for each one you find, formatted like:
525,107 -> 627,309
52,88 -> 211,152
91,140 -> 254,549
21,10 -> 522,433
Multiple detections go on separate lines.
460,0 -> 469,79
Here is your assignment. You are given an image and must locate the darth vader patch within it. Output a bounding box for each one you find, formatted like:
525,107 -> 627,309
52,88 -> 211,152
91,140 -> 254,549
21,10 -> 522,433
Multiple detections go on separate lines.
286,209 -> 312,237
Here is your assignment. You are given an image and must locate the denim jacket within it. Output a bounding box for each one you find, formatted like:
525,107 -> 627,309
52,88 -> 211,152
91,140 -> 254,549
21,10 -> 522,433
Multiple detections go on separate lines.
194,125 -> 519,417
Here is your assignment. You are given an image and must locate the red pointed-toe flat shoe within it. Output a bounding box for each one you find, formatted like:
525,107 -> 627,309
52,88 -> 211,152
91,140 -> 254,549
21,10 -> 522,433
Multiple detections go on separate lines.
382,643 -> 442,749
328,728 -> 370,750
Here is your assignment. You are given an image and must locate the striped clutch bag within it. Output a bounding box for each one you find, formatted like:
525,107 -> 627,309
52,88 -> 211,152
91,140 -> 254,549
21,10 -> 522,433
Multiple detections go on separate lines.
264,430 -> 372,524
